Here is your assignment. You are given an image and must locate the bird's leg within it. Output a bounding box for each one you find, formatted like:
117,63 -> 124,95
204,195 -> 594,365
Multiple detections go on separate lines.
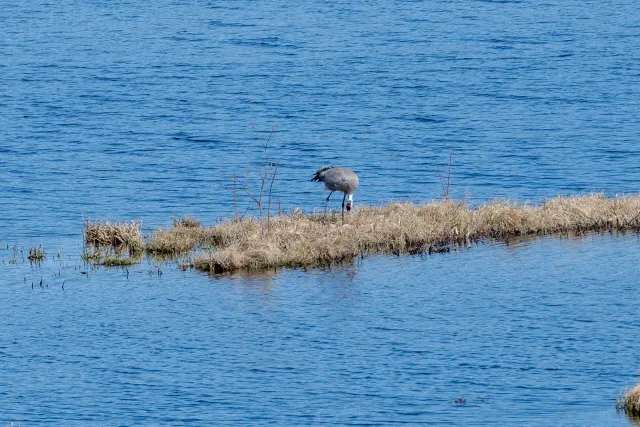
324,192 -> 333,218
341,193 -> 347,224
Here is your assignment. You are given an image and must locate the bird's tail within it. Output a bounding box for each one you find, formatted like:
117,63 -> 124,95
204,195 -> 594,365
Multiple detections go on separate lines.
311,166 -> 333,182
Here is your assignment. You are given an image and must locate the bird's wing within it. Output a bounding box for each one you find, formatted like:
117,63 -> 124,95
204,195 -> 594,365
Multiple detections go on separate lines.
310,166 -> 334,182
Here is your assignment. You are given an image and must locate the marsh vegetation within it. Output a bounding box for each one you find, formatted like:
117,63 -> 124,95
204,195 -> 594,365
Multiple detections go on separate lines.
27,245 -> 46,262
83,220 -> 144,252
84,194 -> 640,274
617,384 -> 640,419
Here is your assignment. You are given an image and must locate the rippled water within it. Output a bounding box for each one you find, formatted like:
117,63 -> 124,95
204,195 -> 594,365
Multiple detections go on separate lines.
2,0 -> 640,425
3,234 -> 640,425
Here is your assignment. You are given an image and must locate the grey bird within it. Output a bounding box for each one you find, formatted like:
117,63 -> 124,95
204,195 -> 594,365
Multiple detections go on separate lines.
311,166 -> 359,221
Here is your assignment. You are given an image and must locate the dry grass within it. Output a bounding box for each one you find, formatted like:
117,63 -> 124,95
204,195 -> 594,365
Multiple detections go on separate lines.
84,220 -> 144,252
145,220 -> 251,254
82,246 -> 143,267
179,193 -> 640,274
617,384 -> 640,417
88,194 -> 640,274
173,215 -> 202,228
101,255 -> 139,267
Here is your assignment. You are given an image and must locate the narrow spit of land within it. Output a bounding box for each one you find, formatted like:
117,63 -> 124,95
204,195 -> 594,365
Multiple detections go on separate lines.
83,194 -> 640,274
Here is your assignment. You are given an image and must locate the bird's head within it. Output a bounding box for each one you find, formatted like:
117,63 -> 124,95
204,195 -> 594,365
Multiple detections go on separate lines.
346,194 -> 353,211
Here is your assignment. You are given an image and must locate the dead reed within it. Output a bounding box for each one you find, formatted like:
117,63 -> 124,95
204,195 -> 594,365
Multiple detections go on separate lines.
83,220 -> 144,252
178,193 -> 640,274
28,245 -> 46,261
617,384 -> 640,417
82,246 -> 143,267
89,194 -> 640,274
101,255 -> 139,267
145,220 -> 252,254
173,215 -> 201,228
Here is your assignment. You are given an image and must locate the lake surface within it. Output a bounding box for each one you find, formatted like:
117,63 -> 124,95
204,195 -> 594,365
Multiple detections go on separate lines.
1,0 -> 639,425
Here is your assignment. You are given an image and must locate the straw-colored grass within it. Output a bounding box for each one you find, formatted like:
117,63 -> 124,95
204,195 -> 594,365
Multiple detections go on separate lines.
101,255 -> 138,267
82,247 -> 143,267
87,194 -> 640,274
617,384 -> 640,417
145,220 -> 251,254
173,215 -> 201,228
147,193 -> 640,274
84,220 -> 144,252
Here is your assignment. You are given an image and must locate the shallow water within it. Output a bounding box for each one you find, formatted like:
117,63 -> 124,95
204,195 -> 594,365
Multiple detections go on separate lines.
2,0 -> 640,425
3,233 -> 640,425
2,0 -> 640,240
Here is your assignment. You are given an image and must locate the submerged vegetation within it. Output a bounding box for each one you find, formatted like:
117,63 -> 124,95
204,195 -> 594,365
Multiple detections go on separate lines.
84,193 -> 640,274
82,247 -> 142,267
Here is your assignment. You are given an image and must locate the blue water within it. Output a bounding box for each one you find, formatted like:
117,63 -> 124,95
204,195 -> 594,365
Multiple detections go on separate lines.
2,0 -> 640,425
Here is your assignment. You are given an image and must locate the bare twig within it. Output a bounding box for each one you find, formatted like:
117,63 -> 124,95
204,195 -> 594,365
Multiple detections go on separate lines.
218,171 -> 241,220
445,143 -> 454,200
267,162 -> 280,232
233,171 -> 238,220
437,143 -> 454,201
219,124 -> 279,232
437,166 -> 447,199
242,150 -> 264,181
